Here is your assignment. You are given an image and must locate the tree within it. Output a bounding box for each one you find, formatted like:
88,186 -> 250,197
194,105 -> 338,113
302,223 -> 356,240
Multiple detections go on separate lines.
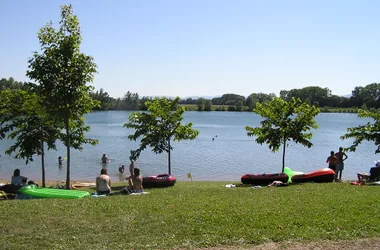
235,100 -> 244,111
212,93 -> 245,105
0,90 -> 59,187
204,100 -> 212,111
123,91 -> 139,110
26,5 -> 99,189
245,97 -> 320,172
245,93 -> 276,110
124,97 -> 199,175
197,98 -> 205,111
341,109 -> 380,154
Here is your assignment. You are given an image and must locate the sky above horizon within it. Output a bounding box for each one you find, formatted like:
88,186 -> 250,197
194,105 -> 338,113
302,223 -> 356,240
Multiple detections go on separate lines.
1,0 -> 379,98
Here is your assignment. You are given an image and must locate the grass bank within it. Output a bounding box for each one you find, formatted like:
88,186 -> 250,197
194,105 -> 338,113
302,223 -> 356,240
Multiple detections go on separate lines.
1,181 -> 380,249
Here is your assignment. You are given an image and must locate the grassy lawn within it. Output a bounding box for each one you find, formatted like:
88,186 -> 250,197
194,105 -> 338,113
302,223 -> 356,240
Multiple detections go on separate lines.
1,181 -> 380,249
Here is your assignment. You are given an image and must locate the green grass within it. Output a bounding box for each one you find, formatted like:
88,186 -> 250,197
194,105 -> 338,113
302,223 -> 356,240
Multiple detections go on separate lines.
1,181 -> 380,249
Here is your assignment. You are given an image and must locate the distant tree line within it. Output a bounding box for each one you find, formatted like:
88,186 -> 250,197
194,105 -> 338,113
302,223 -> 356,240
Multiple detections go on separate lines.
2,77 -> 380,112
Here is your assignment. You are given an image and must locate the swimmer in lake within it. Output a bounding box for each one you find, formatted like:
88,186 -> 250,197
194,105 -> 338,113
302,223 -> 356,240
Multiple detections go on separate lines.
101,154 -> 109,164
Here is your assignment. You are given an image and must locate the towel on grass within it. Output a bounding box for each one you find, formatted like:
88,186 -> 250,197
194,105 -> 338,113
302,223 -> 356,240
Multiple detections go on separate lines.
130,192 -> 150,195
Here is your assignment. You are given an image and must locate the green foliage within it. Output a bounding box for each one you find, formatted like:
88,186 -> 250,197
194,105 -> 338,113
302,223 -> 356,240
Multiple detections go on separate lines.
212,93 -> 245,105
26,5 -> 99,188
124,97 -> 199,173
196,98 -> 205,111
341,109 -> 380,154
2,182 -> 380,249
204,100 -> 212,111
0,90 -> 60,187
235,100 -> 244,111
351,83 -> 380,109
0,77 -> 31,92
245,92 -> 276,110
89,88 -> 112,110
246,97 -> 320,172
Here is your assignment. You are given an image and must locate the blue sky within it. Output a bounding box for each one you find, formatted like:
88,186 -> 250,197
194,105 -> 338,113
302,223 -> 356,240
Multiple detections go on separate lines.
1,0 -> 379,98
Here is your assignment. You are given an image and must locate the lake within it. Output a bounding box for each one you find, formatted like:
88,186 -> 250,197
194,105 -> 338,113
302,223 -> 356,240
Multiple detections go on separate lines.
0,111 -> 376,182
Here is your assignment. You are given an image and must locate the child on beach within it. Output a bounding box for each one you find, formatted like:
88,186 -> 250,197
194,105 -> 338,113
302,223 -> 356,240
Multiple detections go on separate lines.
326,151 -> 337,172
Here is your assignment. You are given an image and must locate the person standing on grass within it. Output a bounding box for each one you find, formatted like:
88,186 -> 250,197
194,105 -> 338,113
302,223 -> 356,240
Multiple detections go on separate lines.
335,147 -> 348,181
326,151 -> 337,172
96,169 -> 111,195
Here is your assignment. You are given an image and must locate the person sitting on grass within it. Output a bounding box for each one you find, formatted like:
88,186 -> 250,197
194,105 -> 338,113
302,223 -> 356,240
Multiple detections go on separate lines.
123,167 -> 143,194
357,161 -> 380,182
11,169 -> 27,185
96,169 -> 111,195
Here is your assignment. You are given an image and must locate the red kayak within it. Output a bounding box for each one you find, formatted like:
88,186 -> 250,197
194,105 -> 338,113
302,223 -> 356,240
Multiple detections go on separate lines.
291,168 -> 335,183
241,173 -> 288,185
143,174 -> 176,188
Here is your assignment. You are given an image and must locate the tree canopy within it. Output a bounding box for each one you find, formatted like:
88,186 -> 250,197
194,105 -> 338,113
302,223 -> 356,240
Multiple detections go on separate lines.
0,90 -> 59,187
26,4 -> 99,189
341,109 -> 380,154
124,97 -> 199,175
246,97 -> 320,172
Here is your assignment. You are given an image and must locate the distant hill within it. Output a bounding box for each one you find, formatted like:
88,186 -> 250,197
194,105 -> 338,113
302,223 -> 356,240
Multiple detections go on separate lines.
147,95 -> 221,100
182,95 -> 221,100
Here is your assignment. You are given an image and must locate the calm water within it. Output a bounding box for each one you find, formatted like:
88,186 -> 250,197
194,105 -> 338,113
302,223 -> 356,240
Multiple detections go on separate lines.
0,111 -> 376,182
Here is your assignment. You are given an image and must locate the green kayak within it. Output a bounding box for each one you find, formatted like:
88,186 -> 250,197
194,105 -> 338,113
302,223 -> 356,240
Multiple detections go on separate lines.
19,185 -> 90,199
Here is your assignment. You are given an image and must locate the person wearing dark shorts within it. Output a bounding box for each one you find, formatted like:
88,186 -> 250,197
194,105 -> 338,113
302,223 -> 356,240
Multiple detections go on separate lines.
326,151 -> 337,172
96,169 -> 111,195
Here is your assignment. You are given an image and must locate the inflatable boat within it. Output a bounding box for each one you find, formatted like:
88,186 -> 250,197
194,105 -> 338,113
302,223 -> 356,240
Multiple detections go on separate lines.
142,174 -> 176,188
241,173 -> 289,185
18,185 -> 90,199
291,168 -> 335,183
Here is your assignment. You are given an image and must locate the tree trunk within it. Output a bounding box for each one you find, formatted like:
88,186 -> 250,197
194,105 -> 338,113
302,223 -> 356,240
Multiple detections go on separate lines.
41,141 -> 46,188
282,136 -> 286,173
168,138 -> 171,175
65,120 -> 71,189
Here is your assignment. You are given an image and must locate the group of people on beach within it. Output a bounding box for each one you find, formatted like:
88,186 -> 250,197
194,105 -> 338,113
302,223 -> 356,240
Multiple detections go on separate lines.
326,147 -> 380,183
326,147 -> 348,181
96,156 -> 143,195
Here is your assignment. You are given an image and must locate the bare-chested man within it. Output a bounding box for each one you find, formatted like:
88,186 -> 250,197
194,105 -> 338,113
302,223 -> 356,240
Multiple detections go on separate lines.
96,169 -> 111,195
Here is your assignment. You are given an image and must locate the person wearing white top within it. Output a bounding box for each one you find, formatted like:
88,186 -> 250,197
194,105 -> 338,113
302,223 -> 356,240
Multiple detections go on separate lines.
11,169 -> 27,185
